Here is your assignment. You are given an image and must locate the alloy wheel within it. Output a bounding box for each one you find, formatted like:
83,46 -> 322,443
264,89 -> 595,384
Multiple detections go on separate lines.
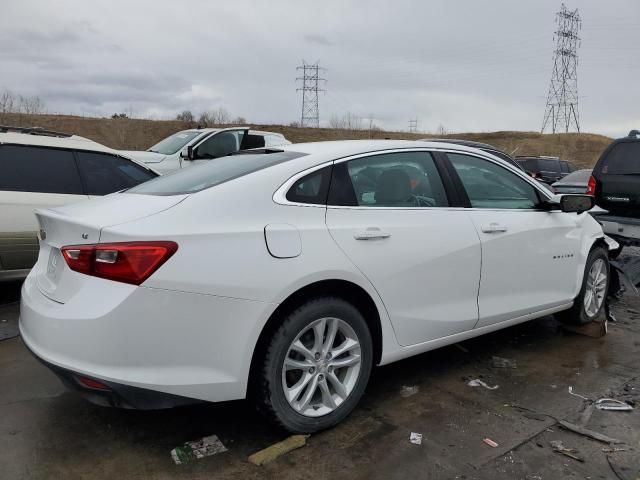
583,258 -> 607,318
281,317 -> 362,417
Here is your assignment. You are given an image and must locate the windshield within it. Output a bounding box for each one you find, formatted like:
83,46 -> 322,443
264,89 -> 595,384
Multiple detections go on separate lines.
127,151 -> 307,195
147,130 -> 205,155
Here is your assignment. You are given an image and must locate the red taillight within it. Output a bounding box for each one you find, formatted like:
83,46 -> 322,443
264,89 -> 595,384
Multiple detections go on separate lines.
586,175 -> 597,196
61,241 -> 178,285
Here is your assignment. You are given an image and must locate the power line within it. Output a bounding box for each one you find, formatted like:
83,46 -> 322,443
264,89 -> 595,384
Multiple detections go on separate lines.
296,61 -> 326,128
542,3 -> 582,134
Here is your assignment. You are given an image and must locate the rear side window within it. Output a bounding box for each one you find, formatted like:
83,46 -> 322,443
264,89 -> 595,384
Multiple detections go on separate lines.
128,151 -> 306,195
601,142 -> 640,175
329,151 -> 449,207
0,145 -> 83,194
76,152 -> 156,195
560,161 -> 569,173
286,166 -> 332,204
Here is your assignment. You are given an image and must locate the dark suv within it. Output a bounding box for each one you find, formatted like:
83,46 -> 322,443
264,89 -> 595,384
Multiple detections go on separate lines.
515,156 -> 578,184
589,130 -> 640,252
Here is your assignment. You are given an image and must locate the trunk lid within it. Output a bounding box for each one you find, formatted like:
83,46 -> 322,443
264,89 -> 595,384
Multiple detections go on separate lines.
34,193 -> 187,303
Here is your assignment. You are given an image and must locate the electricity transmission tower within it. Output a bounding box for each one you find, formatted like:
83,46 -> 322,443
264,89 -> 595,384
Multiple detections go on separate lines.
408,118 -> 418,133
541,3 -> 582,134
296,62 -> 326,128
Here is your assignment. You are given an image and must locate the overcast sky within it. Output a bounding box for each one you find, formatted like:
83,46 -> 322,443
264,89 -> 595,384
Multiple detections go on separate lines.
1,0 -> 638,136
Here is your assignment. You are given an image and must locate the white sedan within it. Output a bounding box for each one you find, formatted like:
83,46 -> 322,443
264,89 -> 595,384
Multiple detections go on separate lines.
20,140 -> 612,433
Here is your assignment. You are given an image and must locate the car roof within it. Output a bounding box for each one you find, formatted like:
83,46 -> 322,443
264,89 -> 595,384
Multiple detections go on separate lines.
276,139 -> 521,170
0,131 -> 159,173
418,138 -> 498,150
180,127 -> 286,137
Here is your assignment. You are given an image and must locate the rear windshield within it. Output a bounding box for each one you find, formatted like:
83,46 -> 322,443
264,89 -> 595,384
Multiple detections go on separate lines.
128,151 -> 306,195
602,142 -> 640,175
148,130 -> 205,155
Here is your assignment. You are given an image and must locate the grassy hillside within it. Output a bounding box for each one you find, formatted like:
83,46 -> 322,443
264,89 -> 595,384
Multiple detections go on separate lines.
0,113 -> 612,168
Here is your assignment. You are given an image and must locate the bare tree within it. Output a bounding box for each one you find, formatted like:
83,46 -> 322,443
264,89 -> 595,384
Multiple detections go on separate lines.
436,123 -> 449,136
329,112 -> 363,131
198,107 -> 233,126
176,110 -> 194,122
0,89 -> 16,113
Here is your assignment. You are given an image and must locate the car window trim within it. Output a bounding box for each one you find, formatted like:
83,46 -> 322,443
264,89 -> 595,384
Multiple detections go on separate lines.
274,147 -> 547,210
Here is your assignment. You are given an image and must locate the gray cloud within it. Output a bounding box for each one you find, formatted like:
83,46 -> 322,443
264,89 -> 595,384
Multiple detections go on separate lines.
0,0 -> 638,136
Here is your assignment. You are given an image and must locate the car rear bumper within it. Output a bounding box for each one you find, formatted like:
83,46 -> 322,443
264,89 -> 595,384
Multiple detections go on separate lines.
24,341 -> 200,409
19,271 -> 275,405
592,214 -> 640,246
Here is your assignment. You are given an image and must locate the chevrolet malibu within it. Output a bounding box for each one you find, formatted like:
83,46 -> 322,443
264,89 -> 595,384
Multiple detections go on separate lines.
21,140 -> 612,433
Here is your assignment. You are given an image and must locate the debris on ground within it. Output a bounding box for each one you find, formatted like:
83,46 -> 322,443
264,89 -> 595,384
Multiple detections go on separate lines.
568,386 -> 589,401
248,435 -> 309,466
483,438 -> 498,448
409,432 -> 423,445
400,385 -> 419,398
491,356 -> 517,369
595,398 -> 634,411
454,343 -> 469,353
549,440 -> 584,462
602,447 -> 627,453
171,434 -> 228,465
558,420 -> 623,444
562,318 -> 608,337
467,379 -> 499,390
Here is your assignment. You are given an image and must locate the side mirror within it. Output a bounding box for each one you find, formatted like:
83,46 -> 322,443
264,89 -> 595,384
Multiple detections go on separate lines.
180,146 -> 194,160
560,194 -> 595,214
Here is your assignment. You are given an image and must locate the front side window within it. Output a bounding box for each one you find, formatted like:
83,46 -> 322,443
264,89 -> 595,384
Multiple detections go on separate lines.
195,131 -> 245,159
448,153 -> 541,209
0,145 -> 83,194
329,151 -> 449,207
148,130 -> 204,155
538,159 -> 561,172
76,152 -> 157,195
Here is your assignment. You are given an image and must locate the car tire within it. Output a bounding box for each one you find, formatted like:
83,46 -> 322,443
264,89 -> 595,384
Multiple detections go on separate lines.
557,247 -> 610,325
254,297 -> 373,433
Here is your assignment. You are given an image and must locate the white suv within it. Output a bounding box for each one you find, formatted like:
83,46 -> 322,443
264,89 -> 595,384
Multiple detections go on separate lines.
0,126 -> 158,281
122,127 -> 291,175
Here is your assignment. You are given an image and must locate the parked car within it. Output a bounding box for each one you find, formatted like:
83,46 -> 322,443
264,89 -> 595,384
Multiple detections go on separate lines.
589,130 -> 640,256
418,138 -> 525,172
0,125 -> 158,281
21,140 -> 613,433
551,169 -> 592,194
122,127 -> 291,175
516,156 -> 578,184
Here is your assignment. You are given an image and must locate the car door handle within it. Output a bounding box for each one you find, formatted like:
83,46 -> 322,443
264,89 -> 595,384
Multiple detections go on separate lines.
354,228 -> 391,240
481,223 -> 508,233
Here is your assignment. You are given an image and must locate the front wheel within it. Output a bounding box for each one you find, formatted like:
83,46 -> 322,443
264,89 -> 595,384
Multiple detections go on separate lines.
254,297 -> 373,433
558,247 -> 610,325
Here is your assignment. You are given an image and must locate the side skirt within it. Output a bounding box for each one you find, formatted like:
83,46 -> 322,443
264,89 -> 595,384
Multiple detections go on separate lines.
379,303 -> 572,366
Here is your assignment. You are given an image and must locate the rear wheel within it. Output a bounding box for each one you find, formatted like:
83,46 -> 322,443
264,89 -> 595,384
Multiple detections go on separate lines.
255,297 -> 373,433
558,247 -> 610,325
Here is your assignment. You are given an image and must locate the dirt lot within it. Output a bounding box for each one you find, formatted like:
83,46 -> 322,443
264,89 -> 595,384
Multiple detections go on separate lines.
1,258 -> 639,479
1,112 -> 612,168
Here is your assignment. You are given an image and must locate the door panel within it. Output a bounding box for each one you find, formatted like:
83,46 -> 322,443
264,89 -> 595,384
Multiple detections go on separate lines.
327,208 -> 480,346
445,152 -> 581,327
465,210 -> 580,327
